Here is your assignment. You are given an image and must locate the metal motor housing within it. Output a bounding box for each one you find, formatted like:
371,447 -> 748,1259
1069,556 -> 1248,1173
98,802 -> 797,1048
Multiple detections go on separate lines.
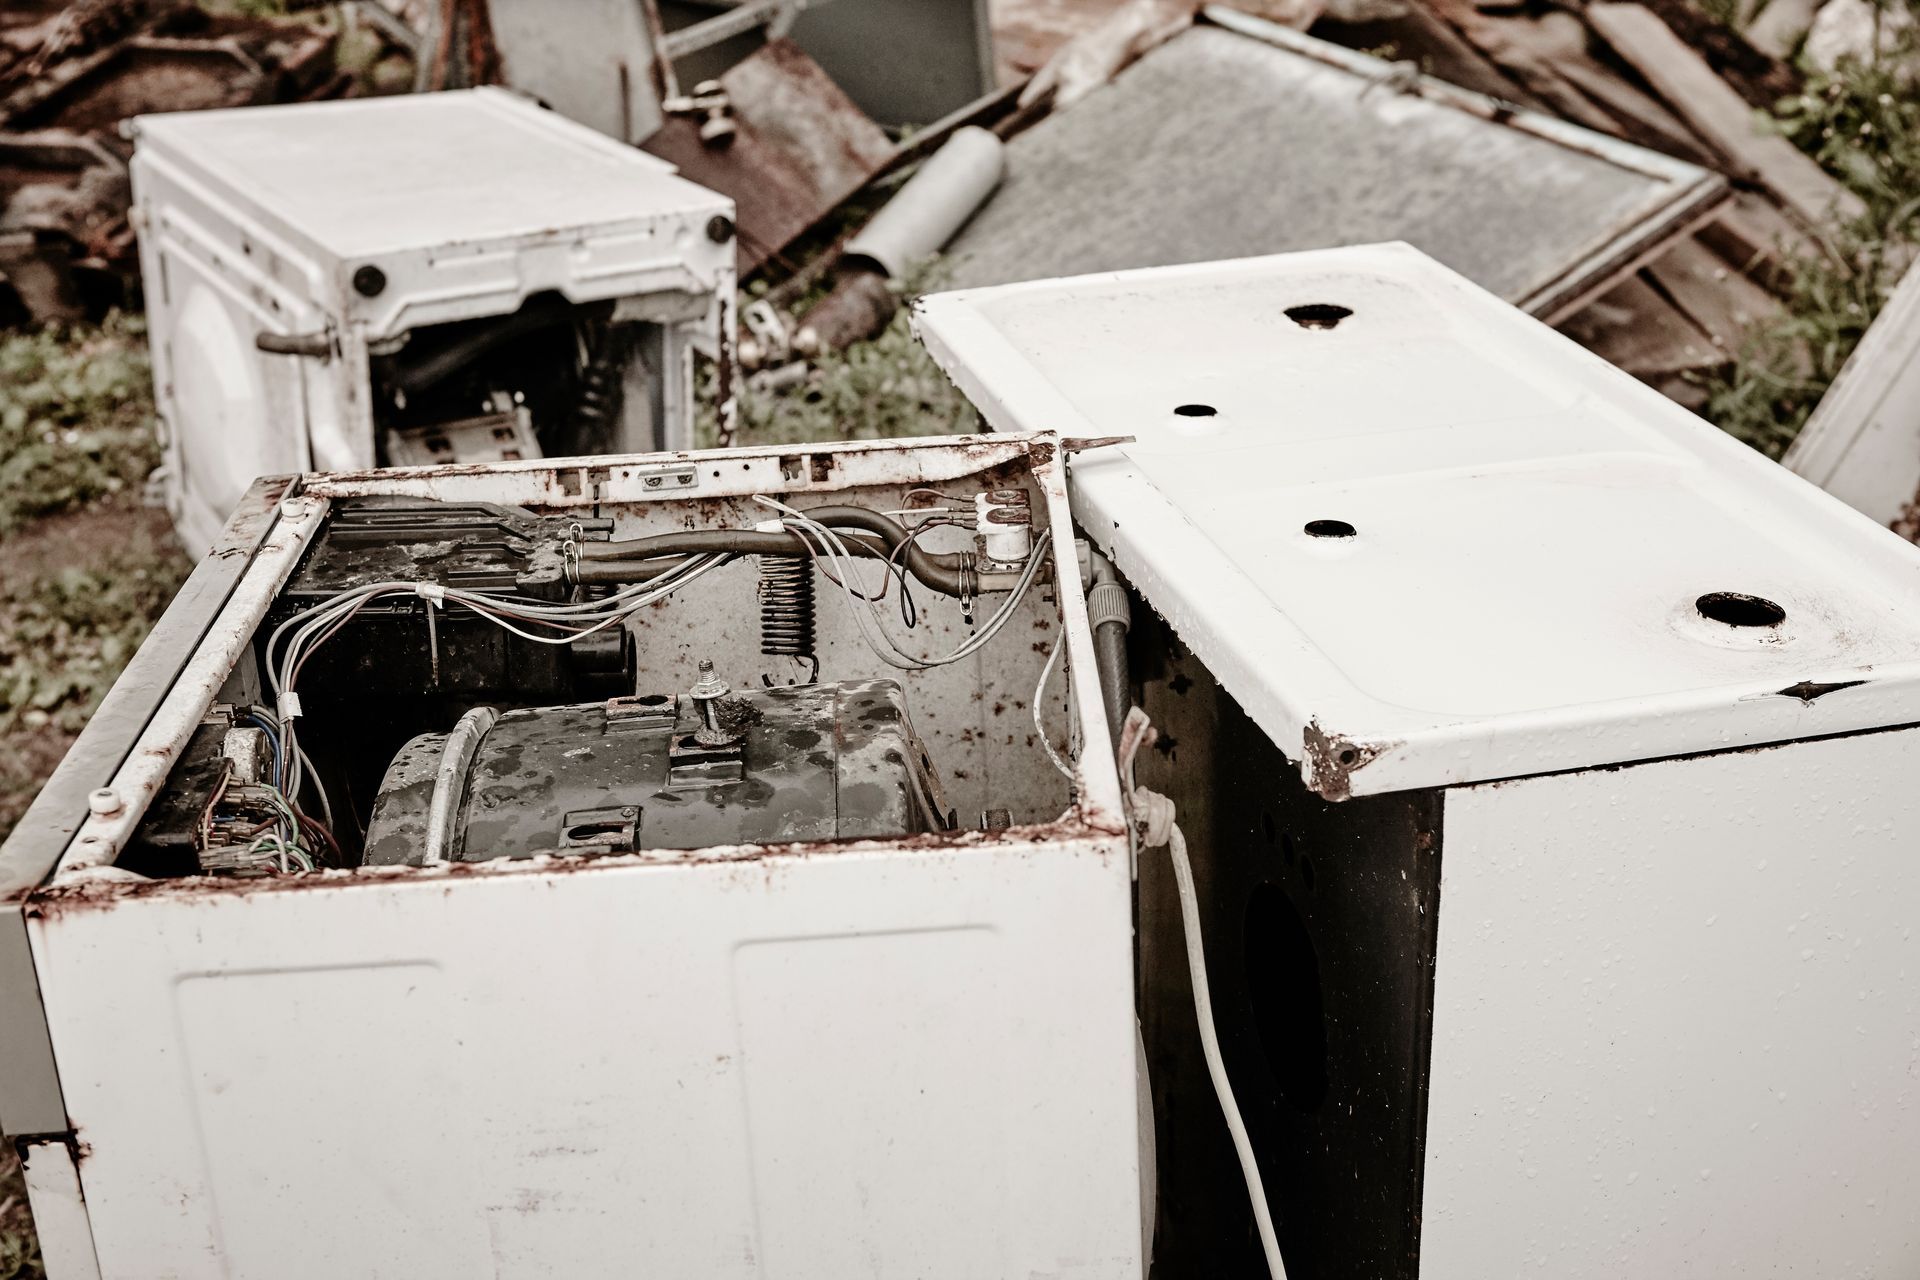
363,678 -> 950,865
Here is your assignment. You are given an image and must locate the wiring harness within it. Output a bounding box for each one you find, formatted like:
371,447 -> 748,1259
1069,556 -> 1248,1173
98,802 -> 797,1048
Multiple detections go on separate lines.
249,499 -> 1054,872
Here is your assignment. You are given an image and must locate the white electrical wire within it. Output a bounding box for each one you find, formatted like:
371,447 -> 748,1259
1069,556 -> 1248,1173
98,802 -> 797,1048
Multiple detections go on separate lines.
260,552 -> 729,852
1033,631 -> 1073,780
260,505 -> 1044,862
1133,787 -> 1288,1280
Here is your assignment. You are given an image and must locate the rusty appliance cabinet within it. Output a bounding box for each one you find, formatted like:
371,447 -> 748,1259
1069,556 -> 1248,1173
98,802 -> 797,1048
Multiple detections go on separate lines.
0,433 -> 1145,1279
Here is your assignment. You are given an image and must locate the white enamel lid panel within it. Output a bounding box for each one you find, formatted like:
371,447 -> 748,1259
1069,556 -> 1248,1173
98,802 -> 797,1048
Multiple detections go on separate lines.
130,88 -> 724,257
914,244 -> 1920,797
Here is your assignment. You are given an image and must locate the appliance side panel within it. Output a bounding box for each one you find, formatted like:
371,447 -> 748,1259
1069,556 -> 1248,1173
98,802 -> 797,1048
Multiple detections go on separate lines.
133,151 -> 334,548
17,1136 -> 101,1280
1130,611 -> 1442,1280
732,929 -> 1011,1276
1425,728 -> 1920,1276
29,838 -> 1141,1280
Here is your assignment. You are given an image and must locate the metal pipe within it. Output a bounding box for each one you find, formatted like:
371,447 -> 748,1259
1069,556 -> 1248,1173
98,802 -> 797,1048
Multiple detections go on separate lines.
791,128 -> 1008,358
843,127 -> 1006,280
582,508 -> 994,597
422,706 -> 497,865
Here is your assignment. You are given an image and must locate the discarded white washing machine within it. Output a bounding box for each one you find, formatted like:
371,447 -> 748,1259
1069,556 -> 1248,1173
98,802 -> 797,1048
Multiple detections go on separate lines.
130,88 -> 737,553
0,434 -> 1144,1279
916,242 -> 1920,1279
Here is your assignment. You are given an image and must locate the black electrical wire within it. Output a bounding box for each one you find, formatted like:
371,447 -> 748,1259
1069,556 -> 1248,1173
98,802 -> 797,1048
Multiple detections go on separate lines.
578,509 -> 982,598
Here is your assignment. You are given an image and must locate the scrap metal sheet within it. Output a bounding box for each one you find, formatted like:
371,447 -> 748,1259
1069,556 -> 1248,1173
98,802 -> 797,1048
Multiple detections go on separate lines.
946,10 -> 1725,315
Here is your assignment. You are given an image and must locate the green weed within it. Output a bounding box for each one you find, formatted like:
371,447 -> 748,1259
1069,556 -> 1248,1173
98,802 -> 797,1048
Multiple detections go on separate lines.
1704,31 -> 1920,455
0,550 -> 187,738
0,314 -> 158,535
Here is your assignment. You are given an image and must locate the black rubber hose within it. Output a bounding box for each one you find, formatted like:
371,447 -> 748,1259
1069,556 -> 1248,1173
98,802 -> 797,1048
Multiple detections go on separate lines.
383,295 -> 574,397
1093,620 -> 1130,754
581,508 -> 980,597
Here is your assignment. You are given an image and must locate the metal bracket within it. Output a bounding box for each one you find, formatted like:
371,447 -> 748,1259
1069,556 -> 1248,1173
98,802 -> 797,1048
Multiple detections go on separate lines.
559,806 -> 640,852
668,734 -> 746,787
635,464 -> 699,493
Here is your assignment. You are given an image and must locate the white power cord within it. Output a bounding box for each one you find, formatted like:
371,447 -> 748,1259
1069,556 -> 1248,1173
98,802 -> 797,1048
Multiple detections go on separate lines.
1033,631 -> 1074,780
1125,717 -> 1287,1280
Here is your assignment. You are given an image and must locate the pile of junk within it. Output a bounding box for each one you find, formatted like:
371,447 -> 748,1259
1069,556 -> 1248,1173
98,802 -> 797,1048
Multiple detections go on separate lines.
8,1 -> 1920,1279
10,0 -> 1915,529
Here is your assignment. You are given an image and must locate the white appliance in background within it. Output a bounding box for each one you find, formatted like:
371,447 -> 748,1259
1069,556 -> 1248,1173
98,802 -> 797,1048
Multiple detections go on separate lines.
129,87 -> 736,552
917,243 -> 1920,1278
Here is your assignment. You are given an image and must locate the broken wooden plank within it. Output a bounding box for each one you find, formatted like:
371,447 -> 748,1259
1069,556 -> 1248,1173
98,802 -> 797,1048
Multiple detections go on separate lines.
1697,188 -> 1812,288
1587,3 -> 1863,229
1415,0 -> 1718,165
1558,270 -> 1721,376
1547,47 -> 1714,164
1643,235 -> 1783,352
1321,0 -> 1542,108
1783,260 -> 1920,524
1627,0 -> 1800,106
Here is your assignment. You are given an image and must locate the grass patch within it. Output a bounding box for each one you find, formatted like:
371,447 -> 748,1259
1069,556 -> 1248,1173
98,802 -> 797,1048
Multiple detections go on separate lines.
0,313 -> 159,534
0,532 -> 189,841
1704,37 -> 1920,456
0,549 -> 189,738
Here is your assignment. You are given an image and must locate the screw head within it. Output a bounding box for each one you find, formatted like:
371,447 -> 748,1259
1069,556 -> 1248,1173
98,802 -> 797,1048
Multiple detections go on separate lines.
351,264 -> 387,297
88,787 -> 122,817
705,214 -> 735,244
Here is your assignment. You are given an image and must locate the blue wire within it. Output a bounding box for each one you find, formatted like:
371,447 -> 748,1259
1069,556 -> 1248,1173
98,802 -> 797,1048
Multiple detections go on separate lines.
244,711 -> 283,789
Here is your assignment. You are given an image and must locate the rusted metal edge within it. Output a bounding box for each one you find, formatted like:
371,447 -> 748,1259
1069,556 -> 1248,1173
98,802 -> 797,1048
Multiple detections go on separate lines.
0,476 -> 293,1137
1301,720 -> 1394,802
31,430 -> 1125,911
28,815 -> 1126,917
302,432 -> 1044,506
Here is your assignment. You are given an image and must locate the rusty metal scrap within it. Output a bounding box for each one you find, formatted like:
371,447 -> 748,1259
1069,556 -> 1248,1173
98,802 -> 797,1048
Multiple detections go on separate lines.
643,38 -> 893,278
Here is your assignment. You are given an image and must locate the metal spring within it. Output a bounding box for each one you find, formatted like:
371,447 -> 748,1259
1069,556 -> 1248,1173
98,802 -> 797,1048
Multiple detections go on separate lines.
572,327 -> 627,446
758,554 -> 817,675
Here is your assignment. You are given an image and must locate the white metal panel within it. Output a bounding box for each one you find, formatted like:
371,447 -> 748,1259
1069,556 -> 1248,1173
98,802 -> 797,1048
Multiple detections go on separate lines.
485,0 -> 664,143
18,1139 -> 101,1280
1784,258 -> 1920,525
129,88 -> 703,259
128,88 -> 735,341
914,244 -> 1920,797
32,838 -> 1141,1280
1425,728 -> 1920,1276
